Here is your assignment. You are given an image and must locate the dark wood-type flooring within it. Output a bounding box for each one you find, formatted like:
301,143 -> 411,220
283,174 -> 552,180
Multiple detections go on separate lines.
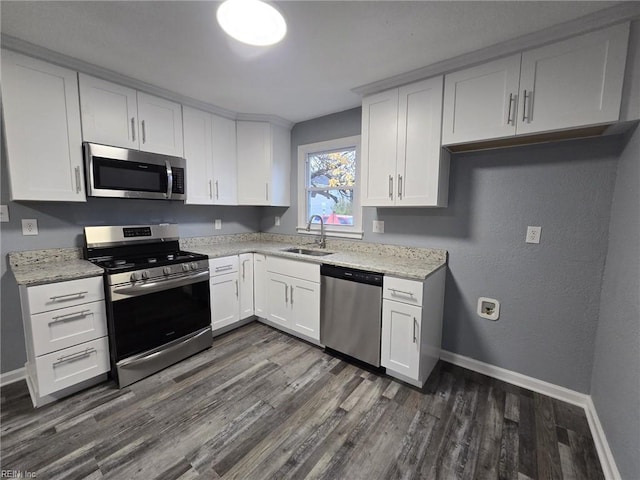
1,322 -> 603,479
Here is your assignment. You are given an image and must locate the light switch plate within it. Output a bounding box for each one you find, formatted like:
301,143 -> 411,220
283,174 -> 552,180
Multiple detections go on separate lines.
275,216 -> 281,226
0,205 -> 9,222
22,219 -> 38,236
214,219 -> 222,230
373,220 -> 384,233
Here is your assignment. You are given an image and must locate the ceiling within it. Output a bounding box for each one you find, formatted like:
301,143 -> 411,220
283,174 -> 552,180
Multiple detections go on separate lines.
0,1 -> 622,124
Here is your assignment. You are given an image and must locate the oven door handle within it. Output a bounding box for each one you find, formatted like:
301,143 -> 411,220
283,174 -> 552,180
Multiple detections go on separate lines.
112,270 -> 209,299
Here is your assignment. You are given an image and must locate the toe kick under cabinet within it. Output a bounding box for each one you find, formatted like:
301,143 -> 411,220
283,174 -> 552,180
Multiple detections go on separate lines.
19,276 -> 110,407
381,267 -> 446,388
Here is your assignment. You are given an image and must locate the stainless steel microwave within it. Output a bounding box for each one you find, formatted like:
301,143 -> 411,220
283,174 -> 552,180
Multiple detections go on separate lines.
83,143 -> 186,200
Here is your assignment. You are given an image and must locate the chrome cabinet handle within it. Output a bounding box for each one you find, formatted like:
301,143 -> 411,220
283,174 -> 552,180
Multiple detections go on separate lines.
49,291 -> 88,301
235,280 -> 239,297
398,174 -> 403,199
215,180 -> 219,200
49,309 -> 91,323
290,285 -> 294,305
389,175 -> 393,199
522,90 -> 531,122
284,283 -> 288,304
389,288 -> 414,297
265,183 -> 269,201
413,317 -> 417,343
215,265 -> 233,272
131,117 -> 136,141
74,166 -> 82,193
209,180 -> 213,199
507,93 -> 516,125
54,347 -> 96,365
141,119 -> 146,143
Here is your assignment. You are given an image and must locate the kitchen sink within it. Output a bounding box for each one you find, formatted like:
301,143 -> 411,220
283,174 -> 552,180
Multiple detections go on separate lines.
281,247 -> 333,257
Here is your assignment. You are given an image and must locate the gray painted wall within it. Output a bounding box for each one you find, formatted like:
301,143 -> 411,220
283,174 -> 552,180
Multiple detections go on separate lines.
264,107 -> 624,393
590,126 -> 640,480
0,141 -> 261,373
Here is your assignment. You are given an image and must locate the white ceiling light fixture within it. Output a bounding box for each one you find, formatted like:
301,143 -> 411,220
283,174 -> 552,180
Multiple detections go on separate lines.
217,0 -> 287,47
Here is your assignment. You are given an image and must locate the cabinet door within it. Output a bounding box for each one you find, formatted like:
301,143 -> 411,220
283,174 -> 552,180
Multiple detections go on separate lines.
381,300 -> 421,380
518,23 -> 629,135
442,54 -> 521,145
397,76 -> 445,207
237,121 -> 270,205
137,92 -> 184,156
361,89 -> 398,206
266,273 -> 290,328
2,51 -> 85,202
290,278 -> 320,341
268,123 -> 291,207
183,106 -> 214,205
210,272 -> 240,332
211,114 -> 238,205
239,253 -> 254,319
253,254 -> 267,317
78,74 -> 139,149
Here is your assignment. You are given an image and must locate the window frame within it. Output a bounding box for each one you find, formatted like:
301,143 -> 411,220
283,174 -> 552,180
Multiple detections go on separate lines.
296,135 -> 363,239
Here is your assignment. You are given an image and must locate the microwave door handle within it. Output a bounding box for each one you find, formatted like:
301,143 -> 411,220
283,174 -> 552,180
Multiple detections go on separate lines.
165,160 -> 173,199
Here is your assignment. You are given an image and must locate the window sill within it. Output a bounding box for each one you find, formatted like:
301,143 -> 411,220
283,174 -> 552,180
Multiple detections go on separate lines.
295,227 -> 363,240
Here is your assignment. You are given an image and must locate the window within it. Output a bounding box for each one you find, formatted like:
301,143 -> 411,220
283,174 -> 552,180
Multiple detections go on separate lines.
297,135 -> 362,239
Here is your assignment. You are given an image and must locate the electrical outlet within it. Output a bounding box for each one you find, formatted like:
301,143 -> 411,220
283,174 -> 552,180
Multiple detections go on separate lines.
477,297 -> 500,320
526,226 -> 541,244
214,219 -> 222,230
22,219 -> 38,236
275,216 -> 281,226
373,220 -> 384,233
0,205 -> 9,222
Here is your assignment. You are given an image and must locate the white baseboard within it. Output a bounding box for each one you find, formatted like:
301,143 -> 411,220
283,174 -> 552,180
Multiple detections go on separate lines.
0,367 -> 26,387
440,350 -> 620,480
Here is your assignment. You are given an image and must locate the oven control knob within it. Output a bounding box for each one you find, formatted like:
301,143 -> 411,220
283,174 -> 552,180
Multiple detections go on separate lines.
191,262 -> 198,270
182,263 -> 191,272
163,266 -> 172,275
141,270 -> 150,280
130,272 -> 140,282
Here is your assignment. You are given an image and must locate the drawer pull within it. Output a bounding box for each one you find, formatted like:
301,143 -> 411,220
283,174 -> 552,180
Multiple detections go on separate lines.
49,309 -> 91,323
49,291 -> 88,301
215,265 -> 233,272
389,288 -> 414,297
54,347 -> 96,365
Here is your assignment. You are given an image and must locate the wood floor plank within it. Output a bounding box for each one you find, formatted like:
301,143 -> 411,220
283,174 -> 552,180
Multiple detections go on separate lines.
0,322 -> 606,480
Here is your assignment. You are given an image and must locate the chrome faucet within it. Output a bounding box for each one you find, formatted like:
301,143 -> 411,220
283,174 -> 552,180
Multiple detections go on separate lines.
306,214 -> 326,249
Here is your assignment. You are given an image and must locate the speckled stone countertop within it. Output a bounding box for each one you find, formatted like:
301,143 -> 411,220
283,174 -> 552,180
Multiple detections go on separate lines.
9,233 -> 447,286
182,233 -> 447,280
9,248 -> 104,286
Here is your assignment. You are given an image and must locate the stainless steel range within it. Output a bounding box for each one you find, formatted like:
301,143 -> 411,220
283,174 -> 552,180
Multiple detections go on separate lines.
84,224 -> 211,388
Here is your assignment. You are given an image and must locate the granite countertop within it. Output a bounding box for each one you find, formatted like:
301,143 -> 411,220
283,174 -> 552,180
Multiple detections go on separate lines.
9,248 -> 104,286
9,234 -> 447,286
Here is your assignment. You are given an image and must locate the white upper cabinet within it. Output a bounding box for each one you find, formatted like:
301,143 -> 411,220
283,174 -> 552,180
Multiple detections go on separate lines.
211,114 -> 238,205
361,76 -> 449,207
183,106 -> 214,205
2,50 -> 86,202
78,74 -> 138,149
443,23 -> 630,146
517,23 -> 629,135
79,74 -> 184,156
236,121 -> 290,206
442,55 -> 521,145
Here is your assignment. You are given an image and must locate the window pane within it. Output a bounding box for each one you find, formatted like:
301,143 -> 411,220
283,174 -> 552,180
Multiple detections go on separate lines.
307,189 -> 354,226
308,148 -> 356,189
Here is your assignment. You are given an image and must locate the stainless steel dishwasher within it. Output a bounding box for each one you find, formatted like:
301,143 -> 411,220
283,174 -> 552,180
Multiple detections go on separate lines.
320,264 -> 383,367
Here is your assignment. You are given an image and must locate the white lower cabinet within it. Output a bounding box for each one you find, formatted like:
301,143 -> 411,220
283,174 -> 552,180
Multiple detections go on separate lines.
19,276 -> 110,407
239,253 -> 255,319
381,268 -> 446,387
253,254 -> 268,318
262,256 -> 321,343
209,256 -> 240,333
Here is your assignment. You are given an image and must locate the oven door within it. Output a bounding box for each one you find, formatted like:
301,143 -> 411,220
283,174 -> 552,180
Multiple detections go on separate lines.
108,271 -> 211,362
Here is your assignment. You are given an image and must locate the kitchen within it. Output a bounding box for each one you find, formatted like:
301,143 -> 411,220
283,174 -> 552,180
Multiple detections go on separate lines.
1,1 -> 639,479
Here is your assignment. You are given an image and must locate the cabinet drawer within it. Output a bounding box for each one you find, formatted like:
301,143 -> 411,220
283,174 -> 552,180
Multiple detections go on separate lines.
30,300 -> 107,356
27,277 -> 104,315
383,277 -> 423,305
209,256 -> 239,276
266,256 -> 320,283
35,336 -> 110,396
